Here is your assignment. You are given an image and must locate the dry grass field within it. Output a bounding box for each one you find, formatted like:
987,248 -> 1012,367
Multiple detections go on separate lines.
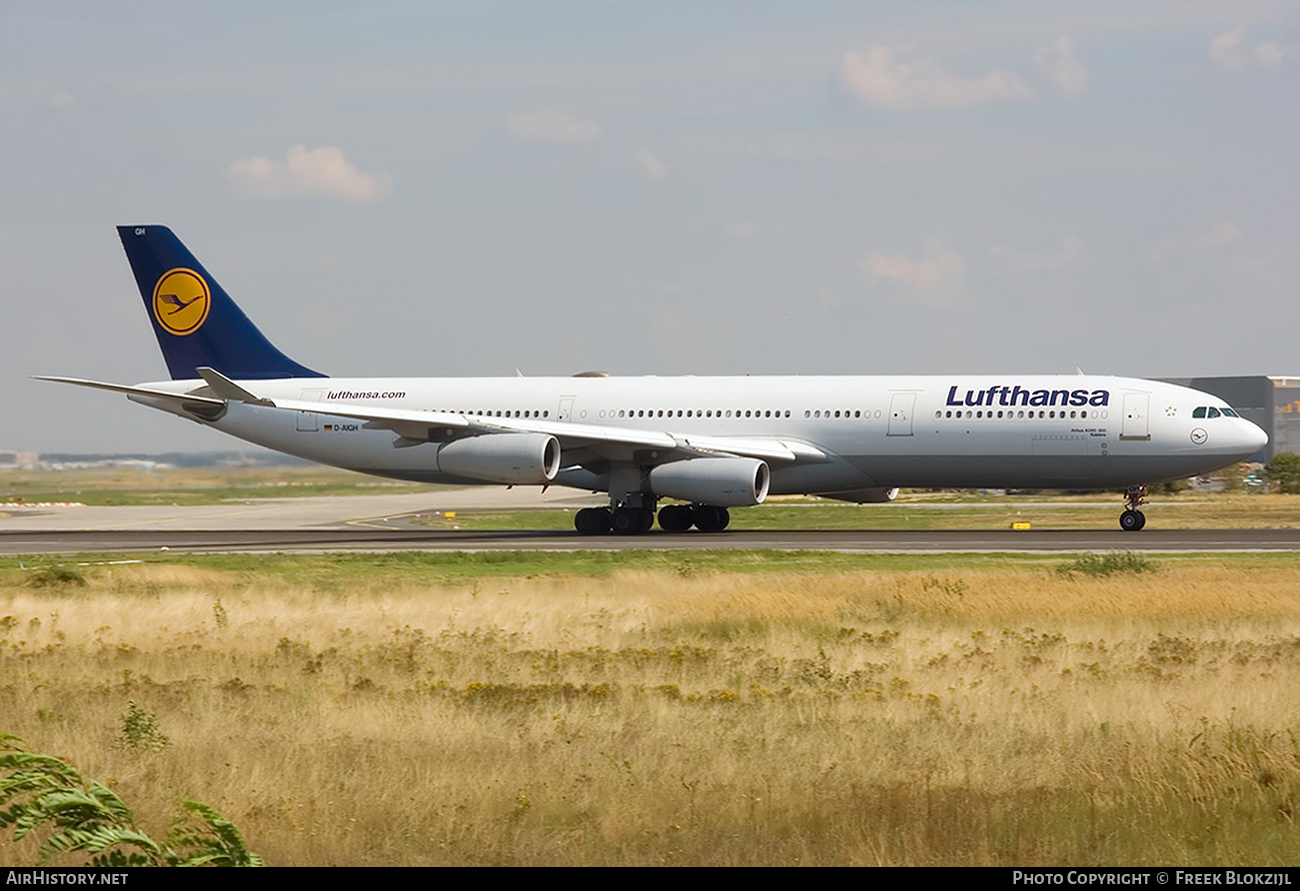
3,556 -> 1300,866
0,465 -> 428,506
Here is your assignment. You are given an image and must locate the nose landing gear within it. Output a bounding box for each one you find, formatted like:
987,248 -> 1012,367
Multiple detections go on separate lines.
1120,485 -> 1147,532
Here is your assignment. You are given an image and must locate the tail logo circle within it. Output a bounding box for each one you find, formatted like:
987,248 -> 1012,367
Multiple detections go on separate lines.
152,268 -> 211,336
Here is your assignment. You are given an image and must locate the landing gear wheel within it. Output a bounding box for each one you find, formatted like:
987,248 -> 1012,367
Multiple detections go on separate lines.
658,505 -> 694,532
612,507 -> 653,535
1120,484 -> 1149,532
693,505 -> 731,533
1119,509 -> 1146,532
574,508 -> 611,535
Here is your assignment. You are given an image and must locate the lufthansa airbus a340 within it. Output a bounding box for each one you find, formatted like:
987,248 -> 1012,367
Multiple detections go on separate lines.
39,226 -> 1269,535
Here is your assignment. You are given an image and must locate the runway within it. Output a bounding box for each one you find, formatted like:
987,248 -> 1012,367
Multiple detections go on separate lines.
1,489 -> 1298,553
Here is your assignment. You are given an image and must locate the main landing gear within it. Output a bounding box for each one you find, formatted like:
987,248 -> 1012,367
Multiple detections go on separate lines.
1120,485 -> 1147,532
659,504 -> 729,533
573,503 -> 730,536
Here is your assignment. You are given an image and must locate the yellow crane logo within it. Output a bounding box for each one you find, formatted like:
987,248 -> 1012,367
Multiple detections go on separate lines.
152,268 -> 211,336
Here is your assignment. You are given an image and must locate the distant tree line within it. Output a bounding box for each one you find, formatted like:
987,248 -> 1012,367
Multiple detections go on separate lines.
38,451 -> 314,468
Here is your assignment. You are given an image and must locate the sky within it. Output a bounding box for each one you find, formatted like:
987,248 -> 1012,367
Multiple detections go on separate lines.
1,1 -> 1297,453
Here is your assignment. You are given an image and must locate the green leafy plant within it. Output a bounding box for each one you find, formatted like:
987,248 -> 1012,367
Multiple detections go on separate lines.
0,733 -> 261,867
1266,451 -> 1300,494
119,701 -> 169,752
26,565 -> 86,588
1055,551 -> 1157,577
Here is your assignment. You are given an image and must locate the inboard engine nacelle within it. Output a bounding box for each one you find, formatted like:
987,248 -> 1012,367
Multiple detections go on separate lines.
648,457 -> 771,507
436,433 -> 561,485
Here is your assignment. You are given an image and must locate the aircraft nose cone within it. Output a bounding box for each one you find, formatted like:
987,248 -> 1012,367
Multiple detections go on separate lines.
1240,419 -> 1269,456
1251,421 -> 1269,451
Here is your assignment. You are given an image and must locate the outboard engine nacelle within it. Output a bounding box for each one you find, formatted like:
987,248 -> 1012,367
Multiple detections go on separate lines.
648,457 -> 770,507
436,433 -> 561,485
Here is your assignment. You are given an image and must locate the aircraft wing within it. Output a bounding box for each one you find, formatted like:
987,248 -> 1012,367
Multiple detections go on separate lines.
266,396 -> 818,463
203,367 -> 824,464
38,370 -> 826,466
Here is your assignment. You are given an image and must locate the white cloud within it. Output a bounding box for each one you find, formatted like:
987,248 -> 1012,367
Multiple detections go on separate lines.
1207,223 -> 1244,247
225,146 -> 393,204
839,46 -> 1031,110
991,236 -> 1086,272
634,149 -> 668,181
1032,37 -> 1089,98
507,110 -> 602,142
1210,27 -> 1297,73
0,79 -> 76,107
722,221 -> 768,239
1148,223 -> 1244,266
862,240 -> 966,298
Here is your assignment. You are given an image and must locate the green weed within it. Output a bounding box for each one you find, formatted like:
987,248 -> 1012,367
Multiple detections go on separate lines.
26,565 -> 85,588
1056,552 -> 1158,577
0,734 -> 259,867
118,701 -> 169,752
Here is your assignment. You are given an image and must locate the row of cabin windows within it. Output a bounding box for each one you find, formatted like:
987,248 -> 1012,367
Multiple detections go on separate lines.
936,409 -> 1110,420
803,410 -> 885,419
433,410 -> 551,418
595,409 -> 903,420
601,409 -> 794,419
427,406 -> 1140,423
433,408 -> 881,421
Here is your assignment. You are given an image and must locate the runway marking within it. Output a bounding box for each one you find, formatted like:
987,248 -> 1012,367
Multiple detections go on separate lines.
345,515 -> 411,529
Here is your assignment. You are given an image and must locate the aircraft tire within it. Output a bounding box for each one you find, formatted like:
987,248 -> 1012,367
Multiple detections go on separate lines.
612,507 -> 648,535
574,508 -> 611,535
658,505 -> 694,532
694,505 -> 730,533
1119,509 -> 1146,532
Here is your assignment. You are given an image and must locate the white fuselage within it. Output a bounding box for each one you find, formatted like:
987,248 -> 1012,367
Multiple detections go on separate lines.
131,373 -> 1268,496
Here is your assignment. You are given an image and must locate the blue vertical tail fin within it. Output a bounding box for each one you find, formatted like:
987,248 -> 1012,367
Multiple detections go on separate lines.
117,225 -> 324,380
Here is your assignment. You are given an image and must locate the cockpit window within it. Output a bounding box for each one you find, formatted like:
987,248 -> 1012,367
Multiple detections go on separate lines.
1193,405 -> 1240,418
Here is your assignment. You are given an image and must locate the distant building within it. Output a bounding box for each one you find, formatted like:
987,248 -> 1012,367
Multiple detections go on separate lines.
1159,375 -> 1299,462
0,451 -> 39,470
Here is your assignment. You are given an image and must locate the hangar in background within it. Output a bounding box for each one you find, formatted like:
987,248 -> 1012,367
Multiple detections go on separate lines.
1159,376 -> 1300,462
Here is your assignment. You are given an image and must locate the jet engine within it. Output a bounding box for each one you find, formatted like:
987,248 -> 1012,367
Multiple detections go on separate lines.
435,433 -> 561,485
648,457 -> 770,507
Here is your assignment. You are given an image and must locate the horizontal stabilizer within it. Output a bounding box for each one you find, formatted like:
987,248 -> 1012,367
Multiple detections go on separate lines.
33,376 -> 224,408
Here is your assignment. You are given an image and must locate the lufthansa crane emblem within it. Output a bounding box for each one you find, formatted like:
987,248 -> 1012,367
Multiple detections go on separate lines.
152,268 -> 211,336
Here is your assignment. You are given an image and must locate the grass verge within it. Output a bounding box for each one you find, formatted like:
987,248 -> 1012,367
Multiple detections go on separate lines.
3,553 -> 1300,865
